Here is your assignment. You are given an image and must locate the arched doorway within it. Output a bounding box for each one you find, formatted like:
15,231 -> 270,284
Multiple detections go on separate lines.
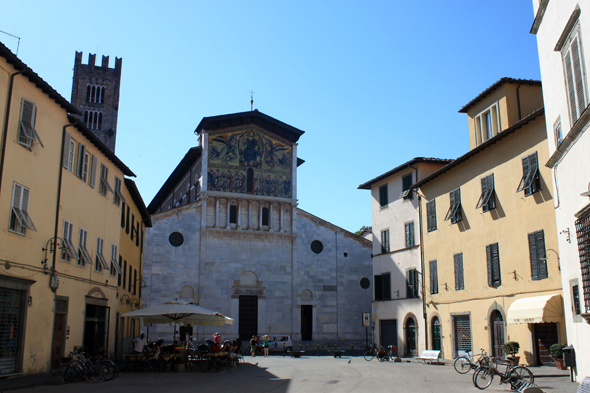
238,272 -> 259,340
431,317 -> 441,351
490,310 -> 504,358
405,317 -> 417,356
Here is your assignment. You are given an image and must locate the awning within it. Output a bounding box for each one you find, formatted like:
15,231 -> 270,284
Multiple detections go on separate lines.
507,294 -> 563,324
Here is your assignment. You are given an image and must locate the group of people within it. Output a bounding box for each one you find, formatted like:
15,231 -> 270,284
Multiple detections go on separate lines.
250,334 -> 270,357
132,333 -> 161,361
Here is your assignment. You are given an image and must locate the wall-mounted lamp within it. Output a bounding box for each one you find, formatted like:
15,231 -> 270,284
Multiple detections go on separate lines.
560,229 -> 571,243
539,248 -> 561,271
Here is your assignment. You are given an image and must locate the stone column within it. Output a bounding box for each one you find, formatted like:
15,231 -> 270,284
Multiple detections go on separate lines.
215,198 -> 220,228
280,202 -> 284,232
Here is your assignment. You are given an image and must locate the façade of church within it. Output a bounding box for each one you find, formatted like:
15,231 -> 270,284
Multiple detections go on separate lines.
142,111 -> 372,343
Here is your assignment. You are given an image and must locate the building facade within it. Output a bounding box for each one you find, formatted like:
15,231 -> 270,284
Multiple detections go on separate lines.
358,158 -> 450,356
142,111 -> 373,344
414,79 -> 565,365
70,52 -> 122,153
532,0 -> 590,378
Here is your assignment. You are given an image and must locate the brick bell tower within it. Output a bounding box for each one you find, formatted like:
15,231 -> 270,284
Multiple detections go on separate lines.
71,52 -> 122,152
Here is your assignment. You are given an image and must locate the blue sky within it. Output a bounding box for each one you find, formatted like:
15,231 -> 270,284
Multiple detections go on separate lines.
1,1 -> 541,233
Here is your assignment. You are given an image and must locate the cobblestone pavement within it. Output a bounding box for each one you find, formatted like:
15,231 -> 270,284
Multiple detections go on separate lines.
0,356 -> 579,393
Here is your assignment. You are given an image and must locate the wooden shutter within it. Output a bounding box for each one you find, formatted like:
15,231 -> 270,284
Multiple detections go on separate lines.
529,230 -> 547,280
454,253 -> 464,290
571,34 -> 587,118
427,200 -> 436,232
374,275 -> 383,301
379,185 -> 388,207
77,144 -> 85,178
62,132 -> 71,168
486,243 -> 501,286
90,156 -> 97,188
517,155 -> 530,192
430,260 -> 438,294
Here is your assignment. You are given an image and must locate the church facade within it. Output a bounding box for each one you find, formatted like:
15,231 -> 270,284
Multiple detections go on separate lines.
142,111 -> 373,343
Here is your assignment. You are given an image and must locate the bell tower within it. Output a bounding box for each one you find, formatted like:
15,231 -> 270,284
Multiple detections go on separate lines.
71,52 -> 122,152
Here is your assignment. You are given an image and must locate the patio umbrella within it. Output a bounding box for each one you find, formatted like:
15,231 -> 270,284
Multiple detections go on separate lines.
121,301 -> 234,327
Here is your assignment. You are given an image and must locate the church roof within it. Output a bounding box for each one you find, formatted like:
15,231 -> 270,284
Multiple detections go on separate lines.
147,147 -> 202,214
194,110 -> 305,143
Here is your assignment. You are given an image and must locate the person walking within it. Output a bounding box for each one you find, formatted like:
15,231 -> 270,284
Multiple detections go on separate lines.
262,335 -> 270,357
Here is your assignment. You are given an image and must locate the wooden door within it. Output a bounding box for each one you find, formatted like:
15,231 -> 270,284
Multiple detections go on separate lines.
534,323 -> 558,366
432,317 -> 441,351
405,318 -> 417,356
491,311 -> 504,358
380,319 -> 397,348
239,295 -> 258,340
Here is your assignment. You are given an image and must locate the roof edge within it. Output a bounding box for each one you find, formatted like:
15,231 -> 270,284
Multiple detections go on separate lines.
358,157 -> 453,190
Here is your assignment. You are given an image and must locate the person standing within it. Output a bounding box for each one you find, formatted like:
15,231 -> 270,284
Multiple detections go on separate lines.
250,335 -> 257,357
132,333 -> 146,354
262,335 -> 270,357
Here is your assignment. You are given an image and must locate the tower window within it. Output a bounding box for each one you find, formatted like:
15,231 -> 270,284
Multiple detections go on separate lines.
86,84 -> 106,103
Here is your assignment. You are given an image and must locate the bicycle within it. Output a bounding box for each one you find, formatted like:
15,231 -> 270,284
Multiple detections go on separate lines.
454,348 -> 488,374
472,356 -> 534,390
377,345 -> 400,362
363,343 -> 379,361
58,350 -> 104,383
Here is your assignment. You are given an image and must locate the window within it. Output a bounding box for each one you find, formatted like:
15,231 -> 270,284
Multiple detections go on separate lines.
454,253 -> 464,290
86,85 -> 105,103
114,177 -> 125,206
84,111 -> 103,130
311,240 -> 323,254
133,269 -> 137,295
131,214 -> 135,241
562,24 -> 588,125
475,102 -> 500,145
554,117 -> 563,147
78,228 -> 92,267
229,205 -> 237,224
444,188 -> 462,224
67,138 -> 76,173
476,174 -> 496,212
76,144 -> 92,183
110,244 -> 122,276
121,202 -> 126,228
528,230 -> 548,280
61,220 -> 78,262
429,260 -> 438,294
9,183 -> 36,234
118,256 -> 123,286
128,264 -> 132,291
374,273 -> 391,301
573,284 -> 582,316
95,237 -> 109,272
18,99 -> 43,150
486,243 -> 501,287
516,152 -> 540,196
426,199 -> 437,232
407,269 -> 419,298
575,209 -> 590,312
400,173 -> 413,200
379,184 -> 388,209
381,229 -> 390,253
405,222 -> 415,248
122,259 -> 127,289
99,164 -> 113,196
262,207 -> 269,226
169,232 -> 184,247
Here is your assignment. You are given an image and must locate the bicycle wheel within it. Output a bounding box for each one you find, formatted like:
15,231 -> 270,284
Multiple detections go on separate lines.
508,366 -> 534,389
454,356 -> 473,374
85,364 -> 103,383
99,360 -> 118,381
473,367 -> 494,390
363,350 -> 375,361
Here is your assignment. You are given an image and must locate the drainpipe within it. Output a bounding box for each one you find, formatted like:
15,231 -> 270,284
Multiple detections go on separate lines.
516,83 -> 523,121
0,69 -> 26,196
410,165 -> 428,351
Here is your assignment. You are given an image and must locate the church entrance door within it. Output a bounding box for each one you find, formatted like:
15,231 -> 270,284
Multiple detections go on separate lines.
301,305 -> 312,340
239,295 -> 258,340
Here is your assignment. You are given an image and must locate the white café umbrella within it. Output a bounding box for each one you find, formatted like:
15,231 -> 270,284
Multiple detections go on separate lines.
121,301 -> 234,327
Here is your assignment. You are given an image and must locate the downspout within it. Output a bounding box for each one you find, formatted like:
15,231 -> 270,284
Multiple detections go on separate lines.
516,83 -> 523,120
0,69 -> 25,196
410,164 -> 428,351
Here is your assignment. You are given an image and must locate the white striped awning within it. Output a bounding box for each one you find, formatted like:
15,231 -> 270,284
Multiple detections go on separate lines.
507,294 -> 563,324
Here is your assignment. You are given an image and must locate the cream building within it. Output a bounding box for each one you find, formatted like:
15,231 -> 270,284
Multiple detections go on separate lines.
413,78 -> 565,366
531,0 -> 590,378
358,158 -> 450,356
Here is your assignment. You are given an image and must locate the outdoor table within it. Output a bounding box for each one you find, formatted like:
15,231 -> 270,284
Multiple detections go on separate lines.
125,354 -> 147,371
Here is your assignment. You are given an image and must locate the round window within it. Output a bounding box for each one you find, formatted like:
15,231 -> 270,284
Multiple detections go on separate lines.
311,240 -> 323,254
169,232 -> 184,247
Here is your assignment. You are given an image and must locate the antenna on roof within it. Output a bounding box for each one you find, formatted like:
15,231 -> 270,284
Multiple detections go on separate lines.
0,30 -> 21,55
250,90 -> 255,111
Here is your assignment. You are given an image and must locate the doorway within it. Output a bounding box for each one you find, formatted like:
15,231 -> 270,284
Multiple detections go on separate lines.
405,317 -> 417,356
380,319 -> 397,348
490,311 -> 504,358
83,304 -> 109,356
50,298 -> 68,371
432,317 -> 441,351
534,323 -> 559,366
239,295 -> 258,340
301,305 -> 313,341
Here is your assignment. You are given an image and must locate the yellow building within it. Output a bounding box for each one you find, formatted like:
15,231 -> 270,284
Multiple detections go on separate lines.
0,42 -> 145,375
413,78 -> 565,366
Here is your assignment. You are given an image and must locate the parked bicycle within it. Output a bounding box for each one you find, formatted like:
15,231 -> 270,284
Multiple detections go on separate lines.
58,350 -> 103,383
472,356 -> 534,390
453,348 -> 489,374
377,345 -> 400,362
363,343 -> 379,361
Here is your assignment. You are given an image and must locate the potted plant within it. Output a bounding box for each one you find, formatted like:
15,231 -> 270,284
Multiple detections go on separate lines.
550,343 -> 567,370
503,341 -> 520,366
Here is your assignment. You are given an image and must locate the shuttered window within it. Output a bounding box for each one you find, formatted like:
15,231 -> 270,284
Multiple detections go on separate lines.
407,269 -> 419,298
18,99 -> 43,149
486,243 -> 501,287
427,199 -> 437,232
110,244 -> 122,276
379,184 -> 388,208
575,210 -> 590,313
95,237 -> 109,271
444,188 -> 462,224
114,177 -> 125,206
516,152 -> 540,196
400,173 -> 413,200
430,260 -> 438,294
454,253 -> 464,290
61,220 -> 78,261
374,274 -> 383,301
382,273 -> 391,300
99,164 -> 113,196
9,183 -> 36,234
476,174 -> 496,212
528,230 -> 548,280
78,228 -> 93,267
381,230 -> 390,253
563,27 -> 588,125
405,222 -> 415,248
